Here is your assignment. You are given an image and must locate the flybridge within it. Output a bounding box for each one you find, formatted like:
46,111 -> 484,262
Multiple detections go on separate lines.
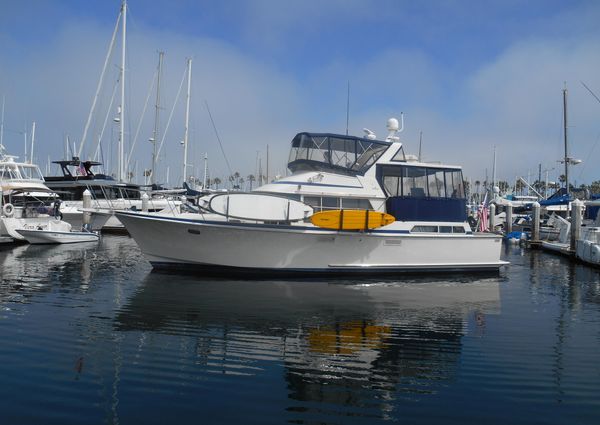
287,132 -> 390,176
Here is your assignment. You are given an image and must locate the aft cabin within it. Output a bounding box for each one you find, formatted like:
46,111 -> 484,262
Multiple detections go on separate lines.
376,163 -> 467,222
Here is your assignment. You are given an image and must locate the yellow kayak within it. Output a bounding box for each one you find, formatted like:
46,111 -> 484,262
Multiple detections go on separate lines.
310,209 -> 395,230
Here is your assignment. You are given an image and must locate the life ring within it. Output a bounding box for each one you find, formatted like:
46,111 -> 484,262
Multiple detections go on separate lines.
2,203 -> 14,217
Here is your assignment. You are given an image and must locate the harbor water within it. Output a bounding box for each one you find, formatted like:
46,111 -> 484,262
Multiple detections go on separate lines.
1,236 -> 599,424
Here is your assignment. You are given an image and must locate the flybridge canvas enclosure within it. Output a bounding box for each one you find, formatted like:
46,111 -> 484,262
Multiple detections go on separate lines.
377,165 -> 467,222
288,133 -> 390,176
0,162 -> 44,182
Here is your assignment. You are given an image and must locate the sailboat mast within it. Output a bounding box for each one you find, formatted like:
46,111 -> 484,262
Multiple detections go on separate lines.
0,96 -> 5,149
182,57 -> 192,185
118,0 -> 127,182
30,121 -> 36,164
492,145 -> 496,189
151,51 -> 164,185
563,86 -> 569,196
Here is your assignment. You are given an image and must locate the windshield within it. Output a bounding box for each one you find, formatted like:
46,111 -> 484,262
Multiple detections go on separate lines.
0,164 -> 44,181
288,133 -> 389,175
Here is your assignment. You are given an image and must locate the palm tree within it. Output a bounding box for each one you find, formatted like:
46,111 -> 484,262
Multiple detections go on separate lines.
213,177 -> 222,189
558,174 -> 566,189
247,174 -> 256,190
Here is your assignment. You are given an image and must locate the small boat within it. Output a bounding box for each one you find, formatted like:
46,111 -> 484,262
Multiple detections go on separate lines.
15,220 -> 99,244
0,149 -> 61,240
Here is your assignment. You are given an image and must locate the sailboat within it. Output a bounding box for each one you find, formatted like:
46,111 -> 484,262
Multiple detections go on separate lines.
43,0 -> 176,231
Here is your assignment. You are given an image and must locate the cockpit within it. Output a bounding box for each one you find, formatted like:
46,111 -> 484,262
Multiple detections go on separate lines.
288,133 -> 390,176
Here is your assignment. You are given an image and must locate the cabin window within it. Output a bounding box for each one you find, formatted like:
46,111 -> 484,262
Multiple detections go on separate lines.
384,176 -> 400,196
303,196 -> 370,212
402,167 -> 428,198
452,226 -> 466,233
428,170 -> 446,198
322,197 -> 340,210
445,170 -> 465,198
379,165 -> 465,200
303,196 -> 340,212
411,225 -> 438,233
330,137 -> 356,169
354,141 -> 388,170
440,226 -> 452,233
341,198 -> 372,209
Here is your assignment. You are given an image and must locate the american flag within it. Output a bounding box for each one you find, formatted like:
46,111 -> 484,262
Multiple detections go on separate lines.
478,204 -> 489,232
76,162 -> 86,176
477,193 -> 489,232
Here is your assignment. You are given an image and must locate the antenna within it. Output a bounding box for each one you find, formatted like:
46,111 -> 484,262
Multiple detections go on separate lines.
418,131 -> 422,161
345,81 -> 350,136
363,128 -> 376,140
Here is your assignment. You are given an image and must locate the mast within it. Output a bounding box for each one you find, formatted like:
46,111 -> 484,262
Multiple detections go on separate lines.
266,144 -> 269,184
30,121 -> 36,164
182,57 -> 192,185
77,9 -> 121,160
0,96 -> 4,150
345,81 -> 350,136
150,51 -> 164,185
118,0 -> 127,182
563,85 -> 569,196
203,153 -> 208,189
492,145 -> 496,189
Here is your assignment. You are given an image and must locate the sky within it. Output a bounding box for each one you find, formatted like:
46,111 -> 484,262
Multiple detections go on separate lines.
1,0 -> 600,188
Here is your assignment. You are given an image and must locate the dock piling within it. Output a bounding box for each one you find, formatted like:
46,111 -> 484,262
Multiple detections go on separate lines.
532,202 -> 540,242
570,199 -> 583,252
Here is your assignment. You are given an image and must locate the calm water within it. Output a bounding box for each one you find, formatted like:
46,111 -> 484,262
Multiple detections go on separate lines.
1,237 -> 599,424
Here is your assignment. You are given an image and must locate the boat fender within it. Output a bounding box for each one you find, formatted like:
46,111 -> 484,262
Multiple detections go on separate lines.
2,203 -> 14,217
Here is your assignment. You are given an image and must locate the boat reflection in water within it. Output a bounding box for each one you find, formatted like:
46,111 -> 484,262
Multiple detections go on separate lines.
115,275 -> 500,420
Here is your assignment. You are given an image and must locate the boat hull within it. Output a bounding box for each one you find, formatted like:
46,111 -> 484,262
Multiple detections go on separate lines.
116,211 -> 507,275
15,229 -> 99,244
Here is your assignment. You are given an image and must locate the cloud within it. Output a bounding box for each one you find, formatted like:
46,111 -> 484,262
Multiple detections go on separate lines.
2,0 -> 600,189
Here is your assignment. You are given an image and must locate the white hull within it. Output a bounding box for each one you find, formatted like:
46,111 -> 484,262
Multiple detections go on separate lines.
575,227 -> 600,266
15,228 -> 99,244
60,206 -> 112,231
0,216 -> 58,240
116,211 -> 506,275
541,240 -> 570,255
60,198 -> 176,231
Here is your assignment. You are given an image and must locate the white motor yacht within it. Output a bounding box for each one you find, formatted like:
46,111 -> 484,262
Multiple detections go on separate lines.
0,150 -> 60,241
116,119 -> 507,275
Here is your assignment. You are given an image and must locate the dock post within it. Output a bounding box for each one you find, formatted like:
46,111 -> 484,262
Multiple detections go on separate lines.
142,192 -> 149,212
82,189 -> 92,229
570,199 -> 583,252
489,203 -> 496,232
532,202 -> 540,242
506,204 -> 513,234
